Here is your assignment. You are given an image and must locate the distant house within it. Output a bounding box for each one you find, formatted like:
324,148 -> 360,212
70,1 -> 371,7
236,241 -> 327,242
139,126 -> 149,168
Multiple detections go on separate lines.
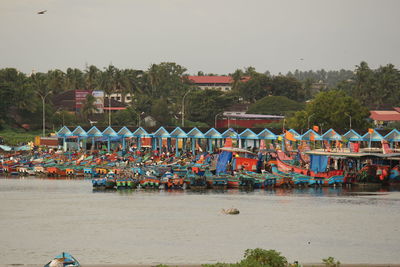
53,90 -> 127,114
107,93 -> 133,103
370,108 -> 400,127
216,103 -> 284,128
188,76 -> 249,92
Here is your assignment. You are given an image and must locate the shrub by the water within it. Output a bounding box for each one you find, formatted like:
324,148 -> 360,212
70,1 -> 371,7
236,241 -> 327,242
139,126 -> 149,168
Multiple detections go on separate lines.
322,256 -> 340,267
202,248 -> 288,267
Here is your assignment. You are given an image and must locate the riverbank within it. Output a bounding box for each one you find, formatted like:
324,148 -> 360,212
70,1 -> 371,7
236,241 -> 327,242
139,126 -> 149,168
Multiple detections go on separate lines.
2,264 -> 400,267
0,129 -> 40,146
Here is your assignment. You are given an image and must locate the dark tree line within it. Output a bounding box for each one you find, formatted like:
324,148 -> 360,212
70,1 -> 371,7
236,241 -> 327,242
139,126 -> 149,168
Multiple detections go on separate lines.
0,61 -> 398,131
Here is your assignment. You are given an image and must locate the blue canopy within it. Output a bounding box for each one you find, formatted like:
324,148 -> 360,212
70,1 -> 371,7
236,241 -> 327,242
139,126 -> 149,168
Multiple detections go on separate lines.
216,151 -> 232,174
310,155 -> 328,173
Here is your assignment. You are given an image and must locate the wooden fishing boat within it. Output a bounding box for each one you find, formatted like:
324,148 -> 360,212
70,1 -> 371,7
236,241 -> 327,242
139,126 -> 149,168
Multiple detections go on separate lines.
105,172 -> 116,189
46,166 -> 58,176
276,158 -> 344,186
389,165 -> 400,182
116,177 -> 137,189
66,168 -> 75,176
186,169 -> 207,190
43,252 -> 80,267
212,175 -> 228,189
92,177 -> 106,189
227,176 -> 239,188
238,171 -> 265,189
276,157 -> 344,178
140,176 -> 160,189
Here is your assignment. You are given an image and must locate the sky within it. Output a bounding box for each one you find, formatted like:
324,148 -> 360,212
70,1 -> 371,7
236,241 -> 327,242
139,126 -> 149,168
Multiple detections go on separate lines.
1,0 -> 399,75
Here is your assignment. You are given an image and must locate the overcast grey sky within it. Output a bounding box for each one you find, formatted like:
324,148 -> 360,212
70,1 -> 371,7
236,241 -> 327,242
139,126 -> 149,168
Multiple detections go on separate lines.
1,0 -> 399,75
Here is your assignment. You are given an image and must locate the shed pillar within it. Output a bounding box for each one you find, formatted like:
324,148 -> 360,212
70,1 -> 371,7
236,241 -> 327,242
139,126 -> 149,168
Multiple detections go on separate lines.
63,137 -> 67,152
191,138 -> 195,155
175,138 -> 179,156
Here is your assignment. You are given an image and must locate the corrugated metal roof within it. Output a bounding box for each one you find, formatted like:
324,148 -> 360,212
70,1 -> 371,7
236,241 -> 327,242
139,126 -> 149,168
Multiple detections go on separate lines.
224,114 -> 284,119
370,110 -> 400,121
188,76 -> 232,84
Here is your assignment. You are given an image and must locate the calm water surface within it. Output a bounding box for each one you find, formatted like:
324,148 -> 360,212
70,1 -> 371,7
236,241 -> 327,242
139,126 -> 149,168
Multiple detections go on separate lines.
0,177 -> 400,265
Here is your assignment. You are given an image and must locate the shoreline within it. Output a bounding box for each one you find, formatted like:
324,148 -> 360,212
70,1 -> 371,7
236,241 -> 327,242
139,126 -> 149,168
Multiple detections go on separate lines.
2,264 -> 400,267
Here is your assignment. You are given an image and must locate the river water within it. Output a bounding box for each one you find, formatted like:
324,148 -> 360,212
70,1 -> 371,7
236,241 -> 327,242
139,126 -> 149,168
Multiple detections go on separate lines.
0,177 -> 400,265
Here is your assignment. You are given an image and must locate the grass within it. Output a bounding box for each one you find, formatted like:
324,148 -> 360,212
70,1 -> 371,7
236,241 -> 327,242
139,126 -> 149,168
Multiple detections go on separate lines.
0,129 -> 42,146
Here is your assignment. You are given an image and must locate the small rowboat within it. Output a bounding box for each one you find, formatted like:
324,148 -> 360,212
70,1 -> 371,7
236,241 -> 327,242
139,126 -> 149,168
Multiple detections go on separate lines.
44,252 -> 80,267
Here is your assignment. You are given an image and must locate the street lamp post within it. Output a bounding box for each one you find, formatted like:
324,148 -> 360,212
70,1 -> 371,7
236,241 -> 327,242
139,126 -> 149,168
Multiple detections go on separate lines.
345,113 -> 352,129
137,111 -> 144,127
181,89 -> 191,127
307,114 -> 314,130
108,96 -> 111,126
214,112 -> 222,128
39,91 -> 52,137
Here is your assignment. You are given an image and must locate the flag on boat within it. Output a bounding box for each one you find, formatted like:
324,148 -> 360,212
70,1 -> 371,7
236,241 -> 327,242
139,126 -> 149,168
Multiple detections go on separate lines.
310,132 -> 315,141
224,138 -> 233,148
259,139 -> 266,150
313,125 -> 319,132
285,131 -> 296,142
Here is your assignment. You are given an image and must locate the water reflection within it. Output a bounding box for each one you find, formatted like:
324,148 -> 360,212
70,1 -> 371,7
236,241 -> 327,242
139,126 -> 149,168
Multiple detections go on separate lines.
1,176 -> 400,264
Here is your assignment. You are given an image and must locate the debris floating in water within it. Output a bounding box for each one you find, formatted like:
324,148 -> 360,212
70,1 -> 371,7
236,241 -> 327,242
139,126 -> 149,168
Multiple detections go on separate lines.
222,208 -> 240,215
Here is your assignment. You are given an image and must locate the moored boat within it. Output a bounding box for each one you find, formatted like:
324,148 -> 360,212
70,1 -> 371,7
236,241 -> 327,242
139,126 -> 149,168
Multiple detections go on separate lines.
43,252 -> 80,267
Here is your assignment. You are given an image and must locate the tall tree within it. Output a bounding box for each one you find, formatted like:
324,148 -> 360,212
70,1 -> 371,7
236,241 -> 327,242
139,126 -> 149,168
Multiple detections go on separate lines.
288,90 -> 370,130
84,65 -> 99,91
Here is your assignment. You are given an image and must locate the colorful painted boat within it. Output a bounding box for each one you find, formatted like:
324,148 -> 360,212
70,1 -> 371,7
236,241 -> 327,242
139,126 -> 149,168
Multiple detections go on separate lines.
43,252 -> 80,267
140,177 -> 160,189
227,176 -> 239,189
276,158 -> 344,186
116,178 -> 137,189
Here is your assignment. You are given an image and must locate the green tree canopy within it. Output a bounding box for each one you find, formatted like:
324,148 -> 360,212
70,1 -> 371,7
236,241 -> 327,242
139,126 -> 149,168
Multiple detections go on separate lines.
288,90 -> 371,130
247,96 -> 304,116
187,89 -> 237,126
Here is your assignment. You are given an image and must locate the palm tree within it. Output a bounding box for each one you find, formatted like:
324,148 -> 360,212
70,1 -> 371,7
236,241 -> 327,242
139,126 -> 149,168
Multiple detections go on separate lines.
66,68 -> 85,90
81,94 -> 98,122
84,65 -> 99,91
231,69 -> 244,91
148,64 -> 159,97
47,69 -> 66,94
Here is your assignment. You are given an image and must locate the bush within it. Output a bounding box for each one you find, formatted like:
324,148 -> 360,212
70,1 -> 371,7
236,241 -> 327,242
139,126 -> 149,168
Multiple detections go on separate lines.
322,256 -> 340,267
240,248 -> 287,267
203,248 -> 287,267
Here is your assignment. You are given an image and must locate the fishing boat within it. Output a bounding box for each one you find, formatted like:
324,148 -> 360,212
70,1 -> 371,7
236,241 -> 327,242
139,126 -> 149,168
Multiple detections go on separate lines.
227,176 -> 240,188
237,172 -> 263,189
43,252 -> 80,267
160,171 -> 185,189
105,172 -> 116,189
183,168 -> 206,190
212,174 -> 229,189
276,157 -> 344,186
116,177 -> 137,189
389,165 -> 400,182
140,176 -> 160,189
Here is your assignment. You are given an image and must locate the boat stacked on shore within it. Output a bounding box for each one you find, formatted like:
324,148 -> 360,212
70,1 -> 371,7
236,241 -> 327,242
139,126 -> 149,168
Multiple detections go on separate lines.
1,138 -> 400,190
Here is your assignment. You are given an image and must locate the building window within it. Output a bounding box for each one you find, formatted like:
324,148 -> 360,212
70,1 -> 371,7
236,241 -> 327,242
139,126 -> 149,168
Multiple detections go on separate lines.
126,96 -> 131,101
117,97 -> 121,101
111,97 -> 115,100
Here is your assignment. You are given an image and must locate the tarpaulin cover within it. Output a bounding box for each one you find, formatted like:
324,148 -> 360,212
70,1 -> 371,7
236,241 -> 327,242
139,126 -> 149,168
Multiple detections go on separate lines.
0,145 -> 12,151
310,155 -> 328,173
15,145 -> 31,151
216,151 -> 232,174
